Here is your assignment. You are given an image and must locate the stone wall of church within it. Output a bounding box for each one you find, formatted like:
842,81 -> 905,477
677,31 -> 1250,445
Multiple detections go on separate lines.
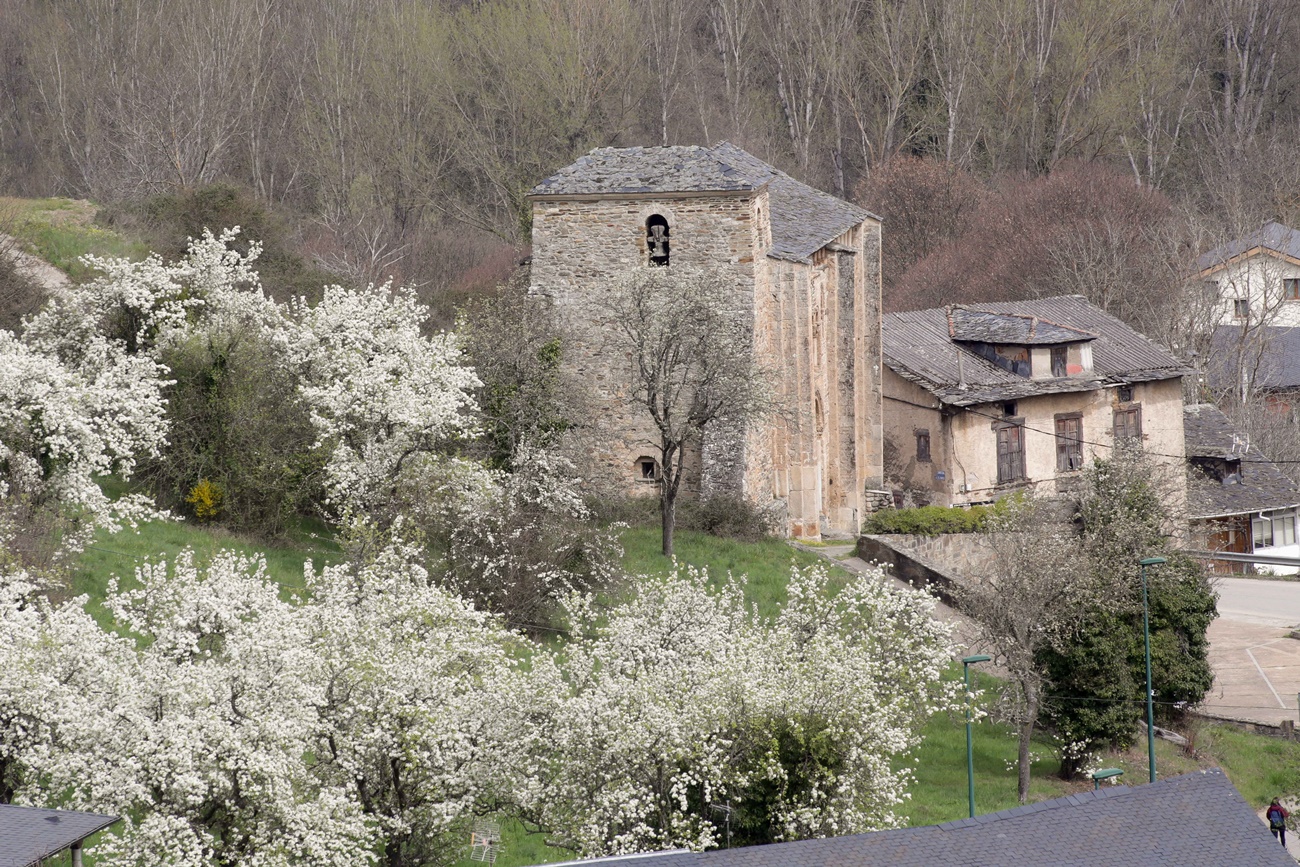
529,190 -> 883,539
529,193 -> 758,499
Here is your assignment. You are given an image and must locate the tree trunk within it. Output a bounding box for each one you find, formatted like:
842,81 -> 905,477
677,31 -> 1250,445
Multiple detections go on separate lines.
1018,681 -> 1039,803
661,486 -> 675,558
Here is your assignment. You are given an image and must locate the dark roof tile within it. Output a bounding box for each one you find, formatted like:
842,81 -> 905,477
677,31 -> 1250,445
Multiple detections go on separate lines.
530,770 -> 1290,867
1184,403 -> 1300,518
1197,221 -> 1300,271
884,296 -> 1188,406
0,805 -> 118,867
529,143 -> 876,263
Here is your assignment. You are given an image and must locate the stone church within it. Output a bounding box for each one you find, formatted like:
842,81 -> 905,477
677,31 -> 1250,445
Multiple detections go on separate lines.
528,143 -> 884,539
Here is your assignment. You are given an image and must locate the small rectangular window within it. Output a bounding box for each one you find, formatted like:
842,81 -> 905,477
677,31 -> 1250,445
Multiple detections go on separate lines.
1055,415 -> 1083,471
996,422 -> 1025,484
1234,298 -> 1250,319
1285,278 -> 1300,300
1051,346 -> 1068,378
1114,406 -> 1142,443
916,430 -> 931,463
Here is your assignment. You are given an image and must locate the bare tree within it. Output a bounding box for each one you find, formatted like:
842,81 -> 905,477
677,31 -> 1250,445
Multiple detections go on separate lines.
956,497 -> 1084,803
605,267 -> 770,557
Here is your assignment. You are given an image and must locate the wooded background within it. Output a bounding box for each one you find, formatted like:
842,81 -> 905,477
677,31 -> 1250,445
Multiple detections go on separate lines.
1,0 -> 1298,308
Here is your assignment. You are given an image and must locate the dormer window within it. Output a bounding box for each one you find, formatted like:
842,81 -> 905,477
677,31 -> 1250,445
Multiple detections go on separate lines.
646,215 -> 670,266
1051,346 -> 1067,377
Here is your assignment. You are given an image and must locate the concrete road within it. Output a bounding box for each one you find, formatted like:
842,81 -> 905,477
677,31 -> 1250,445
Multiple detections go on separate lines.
1217,577 -> 1300,628
1205,577 -> 1300,724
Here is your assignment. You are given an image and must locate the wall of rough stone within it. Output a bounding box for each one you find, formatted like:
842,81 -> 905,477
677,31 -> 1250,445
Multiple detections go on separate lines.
530,188 -> 883,539
530,192 -> 757,499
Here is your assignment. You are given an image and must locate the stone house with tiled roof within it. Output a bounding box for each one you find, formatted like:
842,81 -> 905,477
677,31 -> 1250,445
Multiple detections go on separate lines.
882,296 -> 1189,508
1185,402 -> 1300,574
528,143 -> 884,539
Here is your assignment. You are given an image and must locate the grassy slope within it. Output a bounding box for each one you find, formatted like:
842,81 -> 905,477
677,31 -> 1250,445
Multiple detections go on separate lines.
0,196 -> 147,278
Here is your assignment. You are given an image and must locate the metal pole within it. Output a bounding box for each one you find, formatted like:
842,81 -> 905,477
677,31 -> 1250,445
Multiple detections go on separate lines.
1142,562 -> 1156,784
965,660 -> 975,818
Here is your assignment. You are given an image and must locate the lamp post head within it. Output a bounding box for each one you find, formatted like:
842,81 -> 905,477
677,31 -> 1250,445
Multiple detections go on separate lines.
1139,557 -> 1168,566
962,654 -> 992,665
1091,767 -> 1124,789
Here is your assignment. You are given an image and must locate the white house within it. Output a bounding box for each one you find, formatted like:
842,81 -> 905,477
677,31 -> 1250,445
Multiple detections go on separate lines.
1198,221 -> 1300,327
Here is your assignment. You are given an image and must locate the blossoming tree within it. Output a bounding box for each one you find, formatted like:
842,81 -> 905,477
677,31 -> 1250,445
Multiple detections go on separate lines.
530,562 -> 957,855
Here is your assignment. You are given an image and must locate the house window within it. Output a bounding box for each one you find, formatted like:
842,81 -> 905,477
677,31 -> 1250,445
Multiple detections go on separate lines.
1285,278 -> 1300,300
1002,401 -> 1017,417
1051,346 -> 1068,378
646,215 -> 670,266
996,422 -> 1025,484
1233,298 -> 1249,319
1254,513 -> 1297,548
636,456 -> 660,481
1117,386 -> 1133,403
1055,415 -> 1083,471
916,430 -> 931,463
1114,406 -> 1142,443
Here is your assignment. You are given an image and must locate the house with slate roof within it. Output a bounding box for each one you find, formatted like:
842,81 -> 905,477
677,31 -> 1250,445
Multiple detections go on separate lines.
0,803 -> 119,867
882,296 -> 1189,508
528,143 -> 885,538
1185,402 -> 1300,574
524,769 -> 1291,867
1199,221 -> 1300,328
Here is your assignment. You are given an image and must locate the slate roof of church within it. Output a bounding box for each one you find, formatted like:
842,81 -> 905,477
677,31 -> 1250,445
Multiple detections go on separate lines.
1197,221 -> 1300,271
1184,403 -> 1300,519
0,804 -> 119,867
528,143 -> 876,263
530,769 -> 1291,867
883,296 -> 1188,406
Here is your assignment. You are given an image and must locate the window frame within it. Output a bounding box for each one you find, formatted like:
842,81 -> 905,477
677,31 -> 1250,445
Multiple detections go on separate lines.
1054,413 -> 1084,472
1113,404 -> 1143,443
1051,346 -> 1068,378
1233,298 -> 1250,320
1285,278 -> 1300,301
915,429 -> 931,463
995,420 -> 1026,485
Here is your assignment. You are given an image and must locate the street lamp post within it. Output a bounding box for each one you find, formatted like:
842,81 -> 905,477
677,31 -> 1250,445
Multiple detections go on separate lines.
1139,556 -> 1167,784
962,654 -> 991,818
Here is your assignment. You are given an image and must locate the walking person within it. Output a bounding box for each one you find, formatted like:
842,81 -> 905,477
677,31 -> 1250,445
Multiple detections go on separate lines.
1268,798 -> 1289,847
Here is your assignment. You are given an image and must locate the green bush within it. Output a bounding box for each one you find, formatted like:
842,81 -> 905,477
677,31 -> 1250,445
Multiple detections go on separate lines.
862,504 -> 994,536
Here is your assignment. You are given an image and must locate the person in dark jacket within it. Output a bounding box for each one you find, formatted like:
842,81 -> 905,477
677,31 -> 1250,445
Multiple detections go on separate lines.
1268,798 -> 1289,847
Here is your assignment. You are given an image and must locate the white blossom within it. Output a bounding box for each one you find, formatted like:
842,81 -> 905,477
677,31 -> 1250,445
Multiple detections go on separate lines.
286,282 -> 483,519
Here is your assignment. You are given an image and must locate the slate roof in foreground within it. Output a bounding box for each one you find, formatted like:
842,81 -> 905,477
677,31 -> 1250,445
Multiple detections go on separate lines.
1185,403 -> 1300,519
0,804 -> 119,867
528,143 -> 876,263
1197,221 -> 1300,271
884,296 -> 1189,406
533,769 -> 1290,867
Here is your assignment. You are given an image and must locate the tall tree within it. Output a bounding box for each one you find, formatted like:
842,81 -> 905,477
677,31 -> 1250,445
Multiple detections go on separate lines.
605,267 -> 770,558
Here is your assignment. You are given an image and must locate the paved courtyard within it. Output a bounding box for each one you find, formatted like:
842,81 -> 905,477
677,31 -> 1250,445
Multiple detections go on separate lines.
1203,578 -> 1300,726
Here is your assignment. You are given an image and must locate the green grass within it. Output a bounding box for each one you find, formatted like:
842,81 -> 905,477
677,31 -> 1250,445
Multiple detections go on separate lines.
0,195 -> 148,279
69,514 -> 340,630
620,526 -> 850,618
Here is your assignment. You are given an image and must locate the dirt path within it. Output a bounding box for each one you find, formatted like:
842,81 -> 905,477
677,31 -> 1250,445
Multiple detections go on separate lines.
2,232 -> 70,294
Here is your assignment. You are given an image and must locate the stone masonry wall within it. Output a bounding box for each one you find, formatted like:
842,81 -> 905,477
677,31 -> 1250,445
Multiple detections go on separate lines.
530,193 -> 757,499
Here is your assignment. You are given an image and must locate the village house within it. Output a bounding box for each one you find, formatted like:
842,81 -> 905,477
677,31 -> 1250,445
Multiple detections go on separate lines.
1185,402 -> 1300,575
1198,221 -> 1300,328
881,296 -> 1189,508
528,143 -> 885,539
